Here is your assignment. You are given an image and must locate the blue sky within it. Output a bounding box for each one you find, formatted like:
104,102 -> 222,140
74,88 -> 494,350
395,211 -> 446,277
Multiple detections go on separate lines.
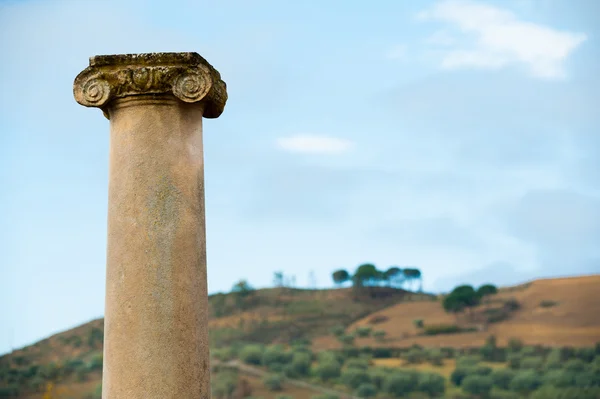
1,0 -> 599,355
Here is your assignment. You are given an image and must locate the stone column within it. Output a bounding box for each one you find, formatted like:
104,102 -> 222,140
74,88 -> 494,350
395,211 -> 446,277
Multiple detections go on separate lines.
73,53 -> 227,399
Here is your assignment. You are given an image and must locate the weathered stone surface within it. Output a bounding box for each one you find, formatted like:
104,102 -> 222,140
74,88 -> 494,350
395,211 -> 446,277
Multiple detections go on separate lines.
73,52 -> 227,119
73,52 -> 227,399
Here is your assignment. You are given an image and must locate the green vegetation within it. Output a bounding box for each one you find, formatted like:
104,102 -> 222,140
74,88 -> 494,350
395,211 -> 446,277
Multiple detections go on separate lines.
2,273 -> 600,399
263,374 -> 283,391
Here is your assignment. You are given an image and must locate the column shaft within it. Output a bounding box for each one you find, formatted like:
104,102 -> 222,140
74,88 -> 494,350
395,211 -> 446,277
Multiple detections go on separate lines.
103,95 -> 210,398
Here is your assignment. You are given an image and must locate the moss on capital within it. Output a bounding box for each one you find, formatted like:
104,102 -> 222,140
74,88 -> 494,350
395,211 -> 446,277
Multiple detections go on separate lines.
73,52 -> 227,119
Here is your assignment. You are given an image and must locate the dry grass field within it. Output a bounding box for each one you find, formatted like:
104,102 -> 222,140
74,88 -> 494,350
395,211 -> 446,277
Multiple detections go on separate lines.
3,274 -> 600,398
313,274 -> 600,350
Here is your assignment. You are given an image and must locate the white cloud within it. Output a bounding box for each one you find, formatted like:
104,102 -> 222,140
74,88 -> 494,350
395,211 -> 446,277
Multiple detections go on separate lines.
415,0 -> 587,79
276,135 -> 354,154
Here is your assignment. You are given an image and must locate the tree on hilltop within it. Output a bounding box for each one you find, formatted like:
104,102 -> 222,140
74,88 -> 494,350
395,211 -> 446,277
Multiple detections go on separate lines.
273,271 -> 285,287
231,279 -> 254,309
443,284 -> 481,318
352,263 -> 380,287
384,266 -> 404,288
477,284 -> 498,302
403,268 -> 422,292
232,279 -> 254,296
332,269 -> 350,287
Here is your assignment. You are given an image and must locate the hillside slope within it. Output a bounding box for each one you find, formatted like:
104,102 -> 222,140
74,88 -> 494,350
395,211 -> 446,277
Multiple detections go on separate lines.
313,274 -> 600,350
2,275 -> 599,398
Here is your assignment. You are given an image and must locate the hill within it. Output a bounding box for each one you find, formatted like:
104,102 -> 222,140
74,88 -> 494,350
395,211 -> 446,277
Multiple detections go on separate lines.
313,274 -> 600,351
1,275 -> 599,398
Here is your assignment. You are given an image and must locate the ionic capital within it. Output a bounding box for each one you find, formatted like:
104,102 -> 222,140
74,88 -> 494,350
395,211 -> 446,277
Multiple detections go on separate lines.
73,52 -> 227,119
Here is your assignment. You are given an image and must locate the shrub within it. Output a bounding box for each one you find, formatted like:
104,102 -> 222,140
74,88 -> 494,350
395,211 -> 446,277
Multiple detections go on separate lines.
539,299 -> 559,308
576,347 -> 596,363
368,368 -> 389,390
63,358 -> 85,374
491,368 -> 516,390
485,307 -> 511,323
489,389 -> 521,399
507,338 -> 523,353
282,364 -> 296,378
211,371 -> 238,398
542,369 -> 576,388
341,368 -> 370,389
71,335 -> 83,348
24,364 -> 40,378
561,347 -> 576,361
88,382 -> 102,399
480,335 -> 498,360
263,346 -> 292,369
462,375 -> 493,398
474,365 -> 493,376
504,298 -> 520,311
530,386 -> 600,399
345,358 -> 370,370
355,383 -> 377,398
422,324 -> 461,335
372,347 -> 391,358
330,325 -> 345,337
373,330 -> 386,342
40,361 -> 61,379
355,326 -> 372,337
268,363 -> 285,373
318,351 -> 343,365
509,370 -> 541,394
520,356 -> 543,370
416,372 -> 445,397
413,319 -> 424,329
450,367 -> 471,386
289,352 -> 311,377
314,360 -> 341,382
403,347 -> 426,364
574,369 -> 600,388
368,315 -> 388,324
87,327 -> 104,348
545,348 -> 562,370
442,347 -> 456,359
506,354 -> 521,369
276,396 -> 293,399
240,345 -> 264,365
342,346 -> 360,358
427,348 -> 444,366
520,346 -> 537,357
76,367 -> 88,382
12,356 -> 28,366
263,374 -> 283,391
338,334 -> 355,346
291,338 -> 312,348
456,355 -> 481,368
0,386 -> 20,398
211,347 -> 235,361
564,358 -> 586,372
383,371 -> 418,397
312,395 -> 339,399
